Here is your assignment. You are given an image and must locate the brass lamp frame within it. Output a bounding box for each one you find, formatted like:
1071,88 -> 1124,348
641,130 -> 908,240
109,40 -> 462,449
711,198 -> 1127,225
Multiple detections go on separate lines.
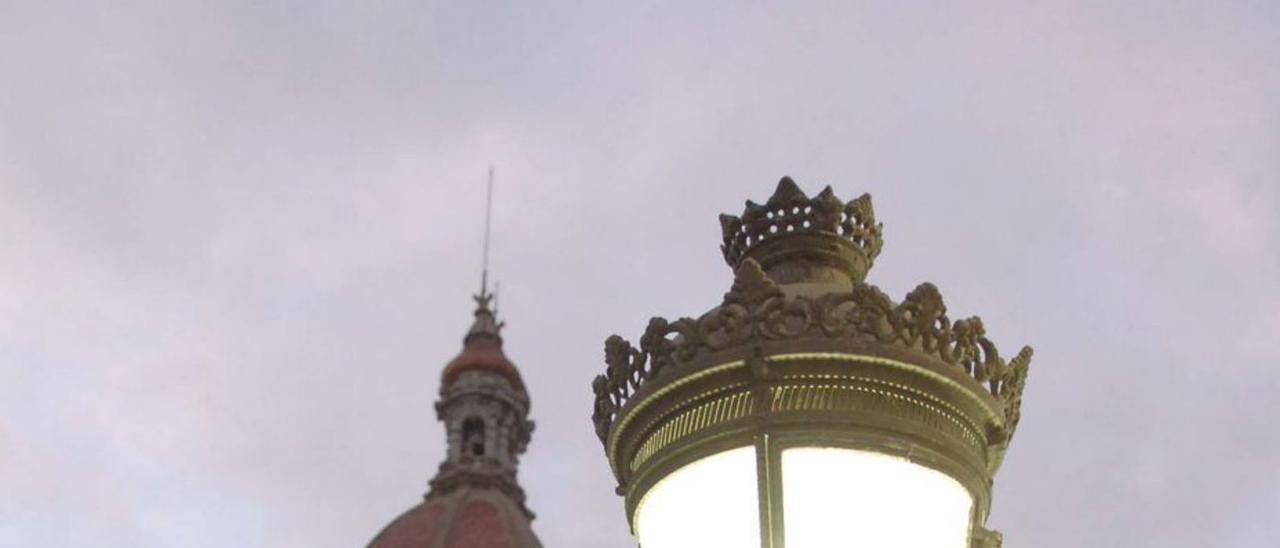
591,178 -> 1031,548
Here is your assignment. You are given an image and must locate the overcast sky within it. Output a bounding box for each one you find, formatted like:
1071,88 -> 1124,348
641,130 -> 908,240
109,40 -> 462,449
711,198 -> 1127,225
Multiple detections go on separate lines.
2,1 -> 1278,547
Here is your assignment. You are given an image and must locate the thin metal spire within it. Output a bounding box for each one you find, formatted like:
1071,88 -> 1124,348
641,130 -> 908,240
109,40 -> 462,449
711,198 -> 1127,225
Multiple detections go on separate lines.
481,166 -> 494,297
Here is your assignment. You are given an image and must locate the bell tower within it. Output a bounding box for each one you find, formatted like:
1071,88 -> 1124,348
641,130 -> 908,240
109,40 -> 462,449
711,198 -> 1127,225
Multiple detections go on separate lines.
430,289 -> 535,511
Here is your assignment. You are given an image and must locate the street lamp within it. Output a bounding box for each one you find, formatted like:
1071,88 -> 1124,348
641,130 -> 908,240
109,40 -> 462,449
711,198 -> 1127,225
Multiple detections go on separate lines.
591,178 -> 1033,548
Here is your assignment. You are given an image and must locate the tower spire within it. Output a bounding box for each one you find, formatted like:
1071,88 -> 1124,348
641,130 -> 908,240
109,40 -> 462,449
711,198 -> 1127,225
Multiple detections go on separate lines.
467,166 -> 502,342
480,166 -> 494,298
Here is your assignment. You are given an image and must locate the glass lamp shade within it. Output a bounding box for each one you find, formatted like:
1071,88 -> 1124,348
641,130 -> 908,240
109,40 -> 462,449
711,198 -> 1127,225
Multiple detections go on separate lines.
782,448 -> 973,548
634,447 -> 760,548
632,447 -> 973,548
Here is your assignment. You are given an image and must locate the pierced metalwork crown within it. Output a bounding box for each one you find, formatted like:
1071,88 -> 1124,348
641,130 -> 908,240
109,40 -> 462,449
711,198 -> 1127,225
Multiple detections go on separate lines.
720,176 -> 884,283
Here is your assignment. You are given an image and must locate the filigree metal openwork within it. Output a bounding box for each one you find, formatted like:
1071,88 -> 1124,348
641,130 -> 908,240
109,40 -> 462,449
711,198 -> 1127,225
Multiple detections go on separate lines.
592,258 -> 1033,446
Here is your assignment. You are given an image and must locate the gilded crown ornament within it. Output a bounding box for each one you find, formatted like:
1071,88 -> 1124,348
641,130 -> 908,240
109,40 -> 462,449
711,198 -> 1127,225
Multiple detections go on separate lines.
590,176 -> 1033,547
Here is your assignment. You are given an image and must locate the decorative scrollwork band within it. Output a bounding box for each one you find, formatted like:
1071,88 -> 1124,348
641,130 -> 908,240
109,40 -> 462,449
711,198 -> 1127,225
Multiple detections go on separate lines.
593,258 -> 1032,447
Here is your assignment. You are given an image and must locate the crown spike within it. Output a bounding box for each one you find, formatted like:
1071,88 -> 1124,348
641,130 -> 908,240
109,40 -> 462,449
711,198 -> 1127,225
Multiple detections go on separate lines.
766,176 -> 808,205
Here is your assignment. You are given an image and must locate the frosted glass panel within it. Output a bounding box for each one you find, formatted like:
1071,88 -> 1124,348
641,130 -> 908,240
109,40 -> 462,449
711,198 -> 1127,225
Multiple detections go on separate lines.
634,446 -> 760,548
782,448 -> 972,548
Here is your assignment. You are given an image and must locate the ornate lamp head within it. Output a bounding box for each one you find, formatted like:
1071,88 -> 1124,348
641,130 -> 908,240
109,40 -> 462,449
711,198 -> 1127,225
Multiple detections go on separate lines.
591,177 -> 1033,547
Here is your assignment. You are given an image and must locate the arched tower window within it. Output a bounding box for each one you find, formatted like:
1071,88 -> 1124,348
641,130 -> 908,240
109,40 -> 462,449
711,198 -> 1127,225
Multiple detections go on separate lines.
462,417 -> 486,457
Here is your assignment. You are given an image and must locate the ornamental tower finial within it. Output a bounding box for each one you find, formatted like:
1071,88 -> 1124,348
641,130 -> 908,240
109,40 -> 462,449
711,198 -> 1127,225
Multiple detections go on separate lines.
465,167 -> 505,345
480,165 -> 494,298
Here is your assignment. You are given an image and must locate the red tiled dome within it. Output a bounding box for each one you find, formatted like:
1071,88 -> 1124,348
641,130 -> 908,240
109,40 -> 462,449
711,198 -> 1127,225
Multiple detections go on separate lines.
369,487 -> 542,548
441,337 -> 525,391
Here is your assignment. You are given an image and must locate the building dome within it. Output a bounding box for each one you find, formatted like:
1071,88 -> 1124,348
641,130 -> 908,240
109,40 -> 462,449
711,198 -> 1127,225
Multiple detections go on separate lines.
442,336 -> 525,393
368,486 -> 541,548
441,290 -> 526,391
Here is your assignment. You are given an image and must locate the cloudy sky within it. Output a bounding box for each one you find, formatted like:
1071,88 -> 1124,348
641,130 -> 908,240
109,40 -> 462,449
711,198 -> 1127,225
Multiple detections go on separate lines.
2,1 -> 1278,547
